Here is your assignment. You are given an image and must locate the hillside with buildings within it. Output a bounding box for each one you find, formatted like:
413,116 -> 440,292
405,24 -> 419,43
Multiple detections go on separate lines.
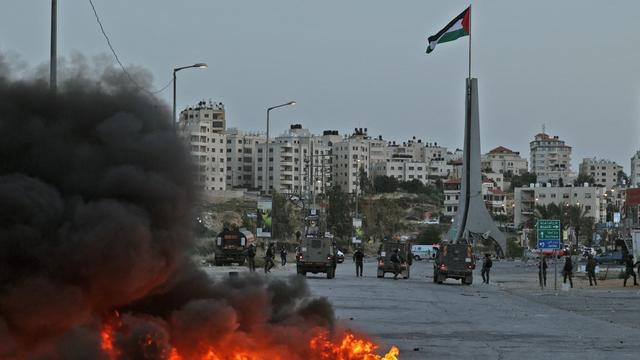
178,99 -> 638,255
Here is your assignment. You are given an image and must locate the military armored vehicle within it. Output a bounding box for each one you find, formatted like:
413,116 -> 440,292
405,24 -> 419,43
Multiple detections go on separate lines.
296,237 -> 337,279
376,241 -> 412,279
433,243 -> 475,285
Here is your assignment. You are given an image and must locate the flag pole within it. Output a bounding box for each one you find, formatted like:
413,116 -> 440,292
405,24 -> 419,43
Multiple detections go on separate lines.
468,4 -> 472,80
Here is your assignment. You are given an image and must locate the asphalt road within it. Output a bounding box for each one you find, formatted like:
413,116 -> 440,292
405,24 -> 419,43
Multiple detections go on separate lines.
205,259 -> 640,359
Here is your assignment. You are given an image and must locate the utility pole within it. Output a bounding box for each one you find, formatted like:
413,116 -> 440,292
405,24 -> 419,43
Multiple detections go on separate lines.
50,0 -> 57,92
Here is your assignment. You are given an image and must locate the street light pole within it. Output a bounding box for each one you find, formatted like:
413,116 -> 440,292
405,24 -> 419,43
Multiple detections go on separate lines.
264,101 -> 296,193
172,63 -> 208,129
50,0 -> 57,92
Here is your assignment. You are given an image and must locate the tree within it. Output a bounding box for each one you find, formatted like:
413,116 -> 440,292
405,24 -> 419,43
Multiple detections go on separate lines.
399,179 -> 425,194
415,226 -> 441,245
373,175 -> 398,193
509,172 -> 537,191
617,170 -> 629,187
272,191 -> 294,240
358,165 -> 371,195
361,198 -> 404,242
573,174 -> 595,187
534,203 -> 593,248
326,185 -> 352,242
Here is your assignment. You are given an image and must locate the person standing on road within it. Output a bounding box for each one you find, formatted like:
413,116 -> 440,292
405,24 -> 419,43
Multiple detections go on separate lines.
586,254 -> 597,286
481,254 -> 492,284
246,243 -> 256,272
538,256 -> 548,288
562,256 -> 573,288
353,248 -> 364,277
280,247 -> 287,266
390,248 -> 401,280
623,254 -> 639,287
264,243 -> 275,273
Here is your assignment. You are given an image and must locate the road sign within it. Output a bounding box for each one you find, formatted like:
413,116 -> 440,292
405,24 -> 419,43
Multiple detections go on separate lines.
537,219 -> 560,249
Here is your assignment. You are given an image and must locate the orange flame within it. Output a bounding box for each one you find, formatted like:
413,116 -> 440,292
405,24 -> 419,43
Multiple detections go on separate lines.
309,332 -> 399,360
101,316 -> 399,360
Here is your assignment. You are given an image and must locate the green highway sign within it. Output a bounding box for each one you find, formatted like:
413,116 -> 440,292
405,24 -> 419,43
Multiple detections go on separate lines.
537,219 -> 560,249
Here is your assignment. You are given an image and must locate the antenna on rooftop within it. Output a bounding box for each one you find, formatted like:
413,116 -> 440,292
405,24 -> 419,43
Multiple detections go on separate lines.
542,124 -> 546,134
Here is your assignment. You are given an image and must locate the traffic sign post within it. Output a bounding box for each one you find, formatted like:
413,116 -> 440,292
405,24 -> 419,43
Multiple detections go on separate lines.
537,219 -> 561,250
537,219 -> 561,291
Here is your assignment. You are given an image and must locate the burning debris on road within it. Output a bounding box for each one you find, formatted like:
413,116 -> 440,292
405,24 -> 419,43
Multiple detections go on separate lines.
0,58 -> 398,360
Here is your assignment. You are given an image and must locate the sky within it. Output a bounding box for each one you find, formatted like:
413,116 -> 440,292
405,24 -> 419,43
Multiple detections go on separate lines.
1,0 -> 639,172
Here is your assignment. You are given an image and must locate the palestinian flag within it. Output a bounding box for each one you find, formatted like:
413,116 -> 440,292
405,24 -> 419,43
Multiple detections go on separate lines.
426,7 -> 470,54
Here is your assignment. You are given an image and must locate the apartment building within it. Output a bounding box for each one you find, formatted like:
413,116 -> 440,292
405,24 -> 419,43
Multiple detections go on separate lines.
225,128 -> 265,189
579,158 -> 623,190
481,146 -> 528,177
255,124 -> 312,194
177,101 -> 227,191
332,128 -> 370,194
370,155 -> 430,184
513,185 -> 607,227
530,133 -> 573,186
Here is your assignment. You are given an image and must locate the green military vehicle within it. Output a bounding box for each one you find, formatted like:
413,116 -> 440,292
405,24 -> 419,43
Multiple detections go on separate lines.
433,243 -> 475,285
376,241 -> 412,279
296,237 -> 337,279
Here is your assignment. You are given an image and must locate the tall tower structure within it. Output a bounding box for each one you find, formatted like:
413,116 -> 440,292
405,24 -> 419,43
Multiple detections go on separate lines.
451,79 -> 506,256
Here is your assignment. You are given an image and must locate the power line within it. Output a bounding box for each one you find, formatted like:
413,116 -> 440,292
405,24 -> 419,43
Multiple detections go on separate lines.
88,0 -> 172,95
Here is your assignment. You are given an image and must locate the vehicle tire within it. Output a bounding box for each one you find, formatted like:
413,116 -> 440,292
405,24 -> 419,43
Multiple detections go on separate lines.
433,268 -> 437,283
414,255 -> 420,261
326,268 -> 334,279
464,275 -> 473,285
403,268 -> 410,279
377,269 -> 384,278
436,274 -> 444,284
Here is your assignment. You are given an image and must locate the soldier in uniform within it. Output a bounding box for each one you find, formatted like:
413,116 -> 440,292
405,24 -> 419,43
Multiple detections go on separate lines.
586,254 -> 597,286
390,248 -> 401,280
538,256 -> 548,288
623,254 -> 639,287
264,243 -> 275,273
562,256 -> 573,288
353,248 -> 364,277
246,243 -> 256,272
481,254 -> 492,284
280,247 -> 288,266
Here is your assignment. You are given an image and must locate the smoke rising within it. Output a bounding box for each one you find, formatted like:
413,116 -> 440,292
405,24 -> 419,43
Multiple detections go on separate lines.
0,56 -> 337,359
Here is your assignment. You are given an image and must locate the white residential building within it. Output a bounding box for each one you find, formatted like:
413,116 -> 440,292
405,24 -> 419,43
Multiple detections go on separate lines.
177,101 -> 227,191
370,156 -> 430,184
332,129 -> 370,194
579,158 -> 623,190
631,151 -> 640,188
513,185 -> 607,227
255,124 -> 312,195
530,133 -> 573,186
442,179 -> 461,217
481,146 -> 528,177
225,128 -> 265,189
442,177 -> 503,217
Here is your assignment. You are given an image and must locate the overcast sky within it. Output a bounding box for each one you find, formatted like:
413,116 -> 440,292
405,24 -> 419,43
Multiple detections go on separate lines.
1,1 -> 639,172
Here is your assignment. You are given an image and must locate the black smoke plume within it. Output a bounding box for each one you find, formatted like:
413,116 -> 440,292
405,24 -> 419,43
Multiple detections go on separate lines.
0,56 -> 335,359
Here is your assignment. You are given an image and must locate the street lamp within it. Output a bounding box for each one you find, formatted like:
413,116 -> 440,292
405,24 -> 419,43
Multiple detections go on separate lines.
172,63 -> 208,129
264,101 -> 296,193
